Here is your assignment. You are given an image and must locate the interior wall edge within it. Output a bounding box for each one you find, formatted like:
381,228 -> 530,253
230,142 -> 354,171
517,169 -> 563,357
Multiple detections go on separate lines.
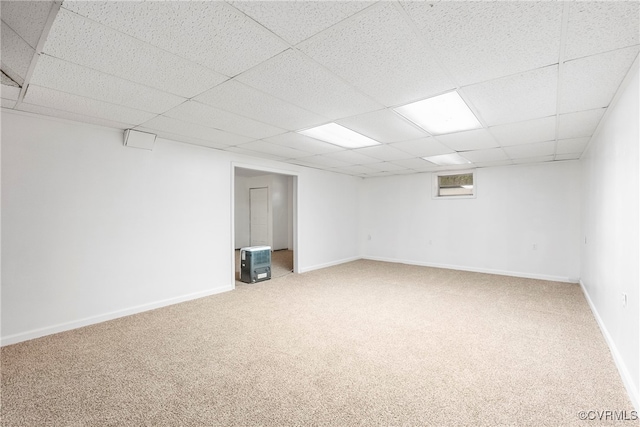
297,256 -> 361,274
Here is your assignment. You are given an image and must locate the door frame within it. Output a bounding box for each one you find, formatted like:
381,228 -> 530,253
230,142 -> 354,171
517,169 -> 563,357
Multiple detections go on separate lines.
231,162 -> 299,287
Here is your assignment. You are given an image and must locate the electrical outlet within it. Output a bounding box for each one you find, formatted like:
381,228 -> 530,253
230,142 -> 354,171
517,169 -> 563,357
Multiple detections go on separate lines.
622,293 -> 627,308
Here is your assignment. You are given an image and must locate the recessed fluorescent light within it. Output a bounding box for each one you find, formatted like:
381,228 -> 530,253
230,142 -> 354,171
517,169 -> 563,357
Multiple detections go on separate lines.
422,153 -> 471,166
298,123 -> 380,149
394,91 -> 482,135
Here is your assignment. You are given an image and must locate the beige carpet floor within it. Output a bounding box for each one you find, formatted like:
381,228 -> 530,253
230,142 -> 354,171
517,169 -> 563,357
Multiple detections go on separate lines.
1,260 -> 635,426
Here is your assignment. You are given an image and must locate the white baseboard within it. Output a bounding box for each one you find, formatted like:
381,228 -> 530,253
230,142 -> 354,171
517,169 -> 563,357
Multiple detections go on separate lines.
579,280 -> 639,411
1,285 -> 234,347
298,256 -> 361,274
362,256 -> 578,283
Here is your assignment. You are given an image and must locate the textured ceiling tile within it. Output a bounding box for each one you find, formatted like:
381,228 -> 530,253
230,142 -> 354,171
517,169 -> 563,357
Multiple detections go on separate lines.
402,1 -> 563,85
391,157 -> 437,170
555,153 -> 581,161
556,137 -> 590,155
264,132 -> 344,155
139,115 -> 252,147
559,46 -> 639,113
291,155 -> 350,169
24,85 -> 155,125
63,1 -> 287,77
135,127 -> 233,151
323,150 -> 380,165
557,108 -> 605,139
512,155 -> 555,165
504,141 -> 556,160
43,8 -> 227,98
336,109 -> 427,143
459,148 -> 509,163
473,160 -> 514,168
462,66 -> 558,126
236,49 -> 382,120
2,98 -> 17,108
489,116 -> 556,147
565,1 -> 640,60
365,162 -> 408,172
1,71 -> 20,87
234,141 -> 310,159
329,164 -> 377,176
1,21 -> 34,80
435,129 -> 499,152
390,138 -> 454,157
194,79 -> 328,131
353,144 -> 414,161
225,145 -> 286,162
30,55 -> 186,114
1,1 -> 53,48
299,2 -> 454,107
18,102 -> 134,129
1,82 -> 21,100
229,1 -> 373,45
164,101 -> 285,140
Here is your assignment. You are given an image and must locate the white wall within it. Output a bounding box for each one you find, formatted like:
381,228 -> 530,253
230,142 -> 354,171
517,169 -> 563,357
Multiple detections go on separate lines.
580,60 -> 639,409
1,111 -> 361,344
359,161 -> 581,282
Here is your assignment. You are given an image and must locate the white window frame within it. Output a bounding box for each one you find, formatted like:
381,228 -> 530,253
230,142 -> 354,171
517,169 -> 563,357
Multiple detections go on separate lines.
432,169 -> 477,199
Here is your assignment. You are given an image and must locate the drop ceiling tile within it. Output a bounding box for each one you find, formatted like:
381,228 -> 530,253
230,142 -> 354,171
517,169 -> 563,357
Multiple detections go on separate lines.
164,101 -> 285,140
329,164 -> 377,176
1,1 -> 53,48
353,144 -> 414,161
461,66 -> 558,126
194,79 -> 327,131
556,137 -> 590,155
236,49 -> 382,120
365,162 -> 408,172
323,150 -> 380,165
43,8 -> 228,98
300,2 -> 455,106
2,99 -> 16,108
291,155 -> 350,169
18,102 -> 134,129
390,138 -> 454,158
473,160 -> 514,168
559,46 -> 639,113
24,85 -> 155,125
459,148 -> 509,163
336,109 -> 427,143
63,1 -> 288,77
403,1 -> 563,85
1,21 -> 34,80
503,141 -> 556,160
229,1 -> 373,45
489,116 -> 556,147
224,146 -> 287,162
31,55 -> 186,114
234,141 -> 310,159
365,171 -> 396,178
1,83 -> 21,100
391,157 -> 438,171
435,129 -> 499,152
1,71 -> 20,88
512,155 -> 555,165
264,132 -> 344,155
555,153 -> 581,161
139,115 -> 252,147
565,2 -> 640,60
557,109 -> 605,139
135,127 -> 233,151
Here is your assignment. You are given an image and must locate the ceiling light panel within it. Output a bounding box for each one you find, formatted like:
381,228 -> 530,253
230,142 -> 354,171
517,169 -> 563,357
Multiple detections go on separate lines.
139,116 -> 252,147
394,91 -> 482,135
30,55 -> 187,114
457,148 -> 508,163
503,141 -> 556,159
559,46 -> 639,114
228,1 -> 373,46
461,65 -> 558,126
299,2 -> 455,107
564,1 -> 639,61
18,102 -> 135,129
24,85 -> 155,125
299,123 -> 380,149
557,109 -> 605,139
237,49 -> 382,120
264,132 -> 344,155
403,1 -> 563,86
390,138 -> 454,158
422,153 -> 471,166
336,109 -> 427,143
62,1 -> 287,77
43,9 -> 228,98
489,116 -> 556,147
556,137 -> 590,155
435,129 -> 498,151
1,22 -> 35,80
0,1 -> 53,48
164,101 -> 285,140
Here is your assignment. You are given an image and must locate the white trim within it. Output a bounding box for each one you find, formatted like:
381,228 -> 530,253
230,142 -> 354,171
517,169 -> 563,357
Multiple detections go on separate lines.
298,256 -> 361,274
579,280 -> 640,411
0,286 -> 233,347
362,256 -> 579,283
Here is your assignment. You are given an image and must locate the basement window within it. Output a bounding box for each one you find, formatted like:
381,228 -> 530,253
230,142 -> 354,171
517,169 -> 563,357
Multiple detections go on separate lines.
433,170 -> 475,198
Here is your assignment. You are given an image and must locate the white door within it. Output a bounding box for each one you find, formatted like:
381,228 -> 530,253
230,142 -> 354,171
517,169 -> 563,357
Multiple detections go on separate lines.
250,187 -> 269,247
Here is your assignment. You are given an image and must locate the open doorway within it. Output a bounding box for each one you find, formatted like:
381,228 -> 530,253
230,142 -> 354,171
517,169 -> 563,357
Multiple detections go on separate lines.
232,166 -> 297,284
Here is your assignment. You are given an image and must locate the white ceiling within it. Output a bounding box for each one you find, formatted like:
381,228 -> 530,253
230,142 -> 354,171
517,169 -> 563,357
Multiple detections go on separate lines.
1,1 -> 638,178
